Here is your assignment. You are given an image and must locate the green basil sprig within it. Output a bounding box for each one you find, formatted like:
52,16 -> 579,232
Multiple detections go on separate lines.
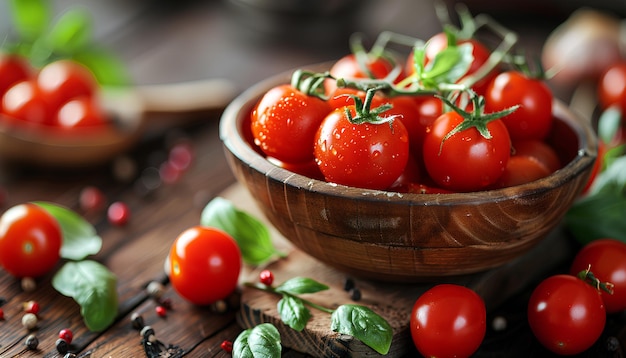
244,277 -> 393,355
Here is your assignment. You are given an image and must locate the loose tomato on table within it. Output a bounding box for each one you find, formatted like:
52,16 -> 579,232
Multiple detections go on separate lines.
527,274 -> 606,355
251,83 -> 331,164
314,95 -> 409,190
422,100 -> 513,192
0,203 -> 62,278
167,226 -> 242,305
484,70 -> 554,141
569,238 -> 626,314
410,284 -> 486,358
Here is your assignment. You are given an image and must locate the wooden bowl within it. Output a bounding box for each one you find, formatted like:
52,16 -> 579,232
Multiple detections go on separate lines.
219,67 -> 597,282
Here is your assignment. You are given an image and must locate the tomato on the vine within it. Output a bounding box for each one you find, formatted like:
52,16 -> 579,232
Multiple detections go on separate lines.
570,238 -> 626,314
0,203 -> 62,278
410,284 -> 486,358
406,32 -> 498,95
422,109 -> 511,192
314,105 -> 409,190
167,226 -> 241,305
527,274 -> 606,355
484,70 -> 554,141
251,84 -> 330,164
327,53 -> 399,94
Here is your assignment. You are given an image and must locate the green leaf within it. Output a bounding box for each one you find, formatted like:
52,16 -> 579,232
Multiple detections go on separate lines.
423,42 -> 473,85
597,106 -> 622,145
33,202 -> 102,260
233,323 -> 282,358
73,48 -> 132,86
277,295 -> 311,331
46,8 -> 92,55
52,260 -> 118,332
275,277 -> 329,295
565,194 -> 626,244
8,0 -> 50,41
331,304 -> 393,355
565,155 -> 626,244
201,197 -> 283,265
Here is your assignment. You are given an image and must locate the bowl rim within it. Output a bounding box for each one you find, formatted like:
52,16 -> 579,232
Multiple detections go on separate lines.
220,64 -> 598,205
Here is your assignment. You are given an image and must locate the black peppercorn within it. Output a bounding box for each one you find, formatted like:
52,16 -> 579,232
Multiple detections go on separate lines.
131,312 -> 145,330
349,287 -> 362,301
24,334 -> 38,350
56,338 -> 69,354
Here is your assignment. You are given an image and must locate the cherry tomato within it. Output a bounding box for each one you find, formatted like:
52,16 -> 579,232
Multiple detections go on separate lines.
484,70 -> 554,141
422,110 -> 511,192
598,60 -> 626,115
493,155 -> 550,188
0,203 -> 62,278
407,33 -> 498,95
570,238 -> 626,314
326,53 -> 399,94
314,106 -> 409,190
37,60 -> 98,112
512,139 -> 561,173
56,96 -> 107,128
410,284 -> 486,358
251,84 -> 330,164
0,52 -> 32,97
1,80 -> 53,125
528,274 -> 606,355
168,226 -> 241,305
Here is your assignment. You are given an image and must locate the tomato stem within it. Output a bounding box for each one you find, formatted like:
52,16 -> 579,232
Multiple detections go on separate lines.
578,265 -> 615,295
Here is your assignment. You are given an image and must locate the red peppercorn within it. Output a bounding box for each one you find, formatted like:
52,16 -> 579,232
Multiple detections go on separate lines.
59,328 -> 73,344
155,305 -> 167,317
259,269 -> 274,286
79,186 -> 106,212
0,308 -> 4,320
220,340 -> 233,353
23,300 -> 40,315
107,201 -> 130,226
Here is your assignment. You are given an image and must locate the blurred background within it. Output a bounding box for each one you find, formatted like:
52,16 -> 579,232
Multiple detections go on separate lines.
2,0 -> 623,94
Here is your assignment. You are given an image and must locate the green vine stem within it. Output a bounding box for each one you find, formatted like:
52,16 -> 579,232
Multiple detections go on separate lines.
244,282 -> 335,314
577,265 -> 615,295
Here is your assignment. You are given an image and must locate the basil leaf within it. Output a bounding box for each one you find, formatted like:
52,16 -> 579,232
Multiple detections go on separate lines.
275,277 -> 329,295
73,48 -> 131,86
233,323 -> 281,358
201,197 -> 283,265
52,260 -> 118,332
8,0 -> 49,41
424,42 -> 473,85
33,202 -> 102,260
565,155 -> 626,244
277,295 -> 310,332
47,8 -> 91,55
331,304 -> 393,355
565,194 -> 626,244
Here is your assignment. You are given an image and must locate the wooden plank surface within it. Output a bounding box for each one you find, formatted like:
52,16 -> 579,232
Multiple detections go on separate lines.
220,183 -> 576,357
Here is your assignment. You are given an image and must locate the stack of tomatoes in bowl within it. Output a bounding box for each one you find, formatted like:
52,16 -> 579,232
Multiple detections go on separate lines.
0,53 -> 108,132
220,17 -> 597,281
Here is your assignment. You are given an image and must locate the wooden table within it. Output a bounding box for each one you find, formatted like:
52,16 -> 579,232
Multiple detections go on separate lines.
0,0 -> 625,357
